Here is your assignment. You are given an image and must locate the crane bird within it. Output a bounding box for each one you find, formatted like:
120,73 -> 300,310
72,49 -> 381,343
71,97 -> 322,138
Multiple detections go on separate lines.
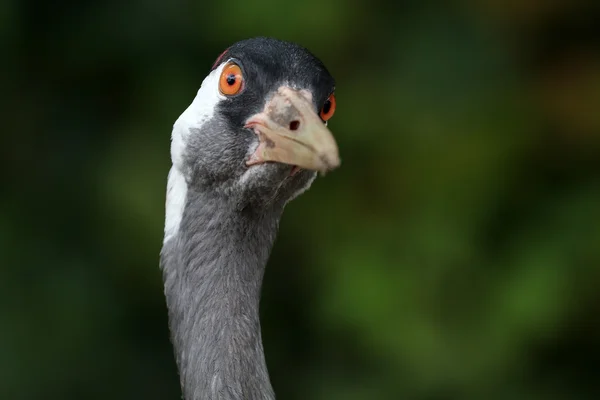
160,37 -> 340,400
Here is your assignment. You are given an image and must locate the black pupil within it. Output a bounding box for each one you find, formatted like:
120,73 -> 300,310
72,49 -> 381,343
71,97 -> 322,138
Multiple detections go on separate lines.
322,99 -> 331,114
226,74 -> 236,86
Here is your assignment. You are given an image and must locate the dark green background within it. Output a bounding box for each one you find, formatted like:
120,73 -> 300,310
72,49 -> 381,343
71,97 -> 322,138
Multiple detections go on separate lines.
2,1 -> 600,399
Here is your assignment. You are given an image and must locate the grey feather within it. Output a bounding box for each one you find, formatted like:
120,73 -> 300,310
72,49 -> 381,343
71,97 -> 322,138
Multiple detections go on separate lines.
160,37 -> 334,400
161,188 -> 281,400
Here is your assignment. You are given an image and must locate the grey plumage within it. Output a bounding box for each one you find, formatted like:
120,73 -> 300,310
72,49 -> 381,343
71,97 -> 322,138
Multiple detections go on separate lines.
161,192 -> 280,399
160,37 -> 337,400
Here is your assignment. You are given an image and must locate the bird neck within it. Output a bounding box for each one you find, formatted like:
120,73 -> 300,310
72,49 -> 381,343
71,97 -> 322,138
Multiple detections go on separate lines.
161,186 -> 281,400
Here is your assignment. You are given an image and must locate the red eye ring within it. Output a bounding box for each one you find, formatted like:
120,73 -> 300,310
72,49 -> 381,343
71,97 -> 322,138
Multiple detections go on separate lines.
320,93 -> 336,121
219,62 -> 244,96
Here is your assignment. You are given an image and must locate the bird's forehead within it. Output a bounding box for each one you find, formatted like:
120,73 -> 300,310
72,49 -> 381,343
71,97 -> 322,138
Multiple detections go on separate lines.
212,38 -> 335,99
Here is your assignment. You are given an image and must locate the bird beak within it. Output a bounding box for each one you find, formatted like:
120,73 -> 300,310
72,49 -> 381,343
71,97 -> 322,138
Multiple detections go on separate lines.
245,86 -> 340,174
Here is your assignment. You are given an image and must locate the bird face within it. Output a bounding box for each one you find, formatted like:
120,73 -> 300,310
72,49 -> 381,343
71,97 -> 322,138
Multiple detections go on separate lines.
170,38 -> 339,209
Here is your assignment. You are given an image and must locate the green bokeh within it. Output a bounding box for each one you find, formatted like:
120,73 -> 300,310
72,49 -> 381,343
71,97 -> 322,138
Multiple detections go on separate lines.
2,1 -> 599,399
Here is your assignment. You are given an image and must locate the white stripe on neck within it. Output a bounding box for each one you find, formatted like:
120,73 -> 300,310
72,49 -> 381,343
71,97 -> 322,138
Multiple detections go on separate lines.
164,61 -> 229,243
164,167 -> 187,243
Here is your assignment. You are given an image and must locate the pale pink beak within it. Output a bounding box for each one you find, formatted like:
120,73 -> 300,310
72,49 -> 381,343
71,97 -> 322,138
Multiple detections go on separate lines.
245,86 -> 340,174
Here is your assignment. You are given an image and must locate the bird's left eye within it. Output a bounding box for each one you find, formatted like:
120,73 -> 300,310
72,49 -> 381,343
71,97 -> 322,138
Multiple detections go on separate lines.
320,93 -> 336,122
219,63 -> 244,96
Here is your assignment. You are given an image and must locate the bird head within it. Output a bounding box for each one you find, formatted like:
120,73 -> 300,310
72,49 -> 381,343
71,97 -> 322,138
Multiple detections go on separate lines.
170,37 -> 339,209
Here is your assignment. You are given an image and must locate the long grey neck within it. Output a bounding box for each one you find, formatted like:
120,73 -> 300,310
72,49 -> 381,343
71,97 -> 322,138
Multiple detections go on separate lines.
160,187 -> 281,400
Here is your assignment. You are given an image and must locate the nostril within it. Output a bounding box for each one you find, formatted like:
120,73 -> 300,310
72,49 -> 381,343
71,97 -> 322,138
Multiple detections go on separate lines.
289,120 -> 300,131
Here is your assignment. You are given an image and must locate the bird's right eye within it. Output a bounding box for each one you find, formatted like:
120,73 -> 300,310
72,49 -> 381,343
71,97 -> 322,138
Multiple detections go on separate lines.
320,93 -> 336,122
219,63 -> 244,96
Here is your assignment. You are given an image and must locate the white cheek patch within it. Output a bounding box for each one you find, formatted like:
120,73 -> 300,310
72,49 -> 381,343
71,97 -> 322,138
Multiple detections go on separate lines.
164,61 -> 229,243
170,62 -> 228,170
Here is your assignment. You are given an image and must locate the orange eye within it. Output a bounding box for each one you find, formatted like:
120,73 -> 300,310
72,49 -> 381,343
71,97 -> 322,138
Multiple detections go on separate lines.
320,93 -> 336,121
219,63 -> 244,96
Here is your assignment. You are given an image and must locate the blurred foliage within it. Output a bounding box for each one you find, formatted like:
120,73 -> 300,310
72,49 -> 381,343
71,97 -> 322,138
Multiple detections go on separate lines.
1,0 -> 600,399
